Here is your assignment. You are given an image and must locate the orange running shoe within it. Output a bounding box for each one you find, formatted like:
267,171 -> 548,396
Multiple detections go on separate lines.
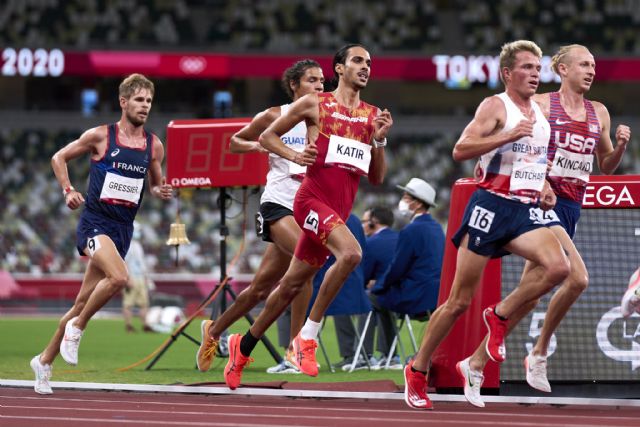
224,334 -> 253,390
291,333 -> 319,377
403,360 -> 433,410
196,320 -> 219,372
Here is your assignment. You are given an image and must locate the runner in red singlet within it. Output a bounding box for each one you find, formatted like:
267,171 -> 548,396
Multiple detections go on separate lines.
221,44 -> 393,389
458,44 -> 631,407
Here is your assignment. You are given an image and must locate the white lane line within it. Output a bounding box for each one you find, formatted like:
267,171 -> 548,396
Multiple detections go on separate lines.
2,401 -> 637,424
0,415 -> 626,427
2,379 -> 640,408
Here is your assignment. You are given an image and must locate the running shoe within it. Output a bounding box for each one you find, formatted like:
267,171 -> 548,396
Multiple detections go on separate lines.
291,333 -> 319,377
30,354 -> 52,395
196,320 -> 219,372
223,334 -> 253,390
524,353 -> 551,392
266,357 -> 300,374
403,359 -> 433,410
483,305 -> 507,362
621,269 -> 640,318
456,357 -> 485,407
60,316 -> 83,366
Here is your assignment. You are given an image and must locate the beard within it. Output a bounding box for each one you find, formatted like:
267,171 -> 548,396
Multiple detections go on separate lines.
126,111 -> 146,127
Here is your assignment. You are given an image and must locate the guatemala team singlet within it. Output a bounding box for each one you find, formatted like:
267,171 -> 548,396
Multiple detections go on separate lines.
260,103 -> 307,210
547,91 -> 601,203
85,123 -> 154,223
296,92 -> 378,219
476,92 -> 551,204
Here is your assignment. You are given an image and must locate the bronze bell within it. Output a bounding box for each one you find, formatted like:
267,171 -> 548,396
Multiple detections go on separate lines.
166,221 -> 190,246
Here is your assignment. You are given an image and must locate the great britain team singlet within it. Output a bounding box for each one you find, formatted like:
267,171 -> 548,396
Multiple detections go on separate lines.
296,92 -> 378,219
546,91 -> 601,203
476,92 -> 551,204
85,123 -> 154,223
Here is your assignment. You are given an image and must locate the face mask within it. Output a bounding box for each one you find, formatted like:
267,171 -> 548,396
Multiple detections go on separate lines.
398,199 -> 413,216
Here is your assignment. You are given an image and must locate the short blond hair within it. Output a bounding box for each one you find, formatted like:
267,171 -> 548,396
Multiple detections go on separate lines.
119,73 -> 155,99
499,40 -> 543,84
550,44 -> 589,75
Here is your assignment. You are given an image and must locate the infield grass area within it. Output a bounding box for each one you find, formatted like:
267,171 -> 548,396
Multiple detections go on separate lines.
0,316 -> 426,386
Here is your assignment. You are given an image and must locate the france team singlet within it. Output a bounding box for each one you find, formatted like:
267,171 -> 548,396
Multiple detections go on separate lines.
85,123 -> 154,223
547,91 -> 601,203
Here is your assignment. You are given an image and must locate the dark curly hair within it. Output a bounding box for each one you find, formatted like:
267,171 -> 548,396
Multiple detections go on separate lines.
281,59 -> 321,99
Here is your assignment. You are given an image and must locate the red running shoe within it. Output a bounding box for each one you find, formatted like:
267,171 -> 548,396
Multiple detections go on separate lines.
291,333 -> 319,377
403,360 -> 433,410
223,334 -> 253,390
483,305 -> 507,362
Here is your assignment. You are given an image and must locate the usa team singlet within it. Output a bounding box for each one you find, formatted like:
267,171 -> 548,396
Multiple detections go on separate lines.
546,91 -> 601,203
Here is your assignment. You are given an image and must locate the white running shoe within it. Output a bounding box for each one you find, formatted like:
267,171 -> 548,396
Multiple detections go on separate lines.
30,354 -> 52,395
266,359 -> 300,374
60,316 -> 83,365
524,353 -> 551,392
456,357 -> 485,408
621,271 -> 640,318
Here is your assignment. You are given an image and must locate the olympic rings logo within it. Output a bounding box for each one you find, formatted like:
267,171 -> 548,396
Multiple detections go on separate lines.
179,56 -> 207,74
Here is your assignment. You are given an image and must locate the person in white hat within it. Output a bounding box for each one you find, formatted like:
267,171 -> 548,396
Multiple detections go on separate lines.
370,177 -> 445,334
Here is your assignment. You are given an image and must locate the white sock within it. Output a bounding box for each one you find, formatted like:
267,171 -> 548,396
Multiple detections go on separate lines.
299,319 -> 321,341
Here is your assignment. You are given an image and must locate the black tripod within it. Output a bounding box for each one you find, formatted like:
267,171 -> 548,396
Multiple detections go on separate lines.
145,186 -> 281,370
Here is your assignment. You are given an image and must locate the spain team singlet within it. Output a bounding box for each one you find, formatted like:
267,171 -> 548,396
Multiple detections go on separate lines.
296,92 -> 378,218
476,92 -> 550,204
547,91 -> 601,203
260,103 -> 307,210
85,123 -> 154,223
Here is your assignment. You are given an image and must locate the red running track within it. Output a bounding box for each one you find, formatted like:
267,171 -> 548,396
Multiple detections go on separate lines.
1,387 -> 640,427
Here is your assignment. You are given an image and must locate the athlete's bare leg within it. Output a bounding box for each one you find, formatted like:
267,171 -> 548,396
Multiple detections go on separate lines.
39,260 -> 105,365
496,228 -> 570,318
531,226 -> 587,356
467,262 -> 542,370
308,224 -> 362,322
208,215 -> 312,339
249,257 -> 319,338
73,235 -> 129,330
413,235 -> 489,371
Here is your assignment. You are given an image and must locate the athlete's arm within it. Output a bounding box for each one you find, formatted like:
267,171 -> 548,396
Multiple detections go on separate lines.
51,126 -> 106,209
148,136 -> 173,200
368,108 -> 393,185
259,93 -> 318,166
593,102 -> 631,174
453,96 -> 532,161
230,108 -> 278,154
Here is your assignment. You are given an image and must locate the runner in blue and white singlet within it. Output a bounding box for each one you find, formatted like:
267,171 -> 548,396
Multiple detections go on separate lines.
31,74 -> 173,396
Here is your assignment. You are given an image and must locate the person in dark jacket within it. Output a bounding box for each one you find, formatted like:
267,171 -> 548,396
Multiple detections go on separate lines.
372,178 -> 445,319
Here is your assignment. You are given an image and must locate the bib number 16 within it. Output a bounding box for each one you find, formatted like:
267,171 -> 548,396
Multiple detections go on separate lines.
469,205 -> 495,233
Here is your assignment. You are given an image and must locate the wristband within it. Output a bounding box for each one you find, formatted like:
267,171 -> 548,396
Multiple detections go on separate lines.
373,137 -> 387,148
63,186 -> 75,197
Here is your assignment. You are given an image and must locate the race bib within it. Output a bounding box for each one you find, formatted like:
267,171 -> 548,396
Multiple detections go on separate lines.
510,160 -> 547,193
100,172 -> 144,205
529,207 -> 560,225
549,147 -> 593,183
469,205 -> 495,233
325,135 -> 371,175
